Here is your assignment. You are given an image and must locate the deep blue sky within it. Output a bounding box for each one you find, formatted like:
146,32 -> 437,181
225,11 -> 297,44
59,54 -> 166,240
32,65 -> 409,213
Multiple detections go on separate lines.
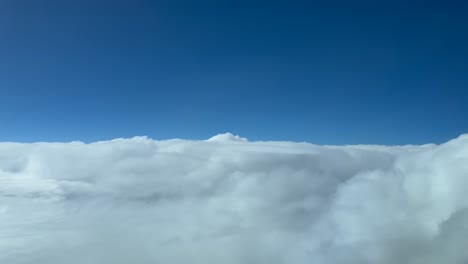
1,0 -> 467,144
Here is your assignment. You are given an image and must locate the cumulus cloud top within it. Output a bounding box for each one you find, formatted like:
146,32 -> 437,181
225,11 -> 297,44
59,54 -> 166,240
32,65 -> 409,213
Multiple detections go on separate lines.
207,133 -> 248,142
1,134 -> 468,263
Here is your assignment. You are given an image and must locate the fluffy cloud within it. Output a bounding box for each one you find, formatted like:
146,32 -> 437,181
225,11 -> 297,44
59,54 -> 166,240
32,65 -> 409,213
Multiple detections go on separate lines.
1,133 -> 468,263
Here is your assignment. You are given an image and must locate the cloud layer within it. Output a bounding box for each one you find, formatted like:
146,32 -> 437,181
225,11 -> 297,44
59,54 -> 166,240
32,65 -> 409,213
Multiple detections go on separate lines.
1,133 -> 468,264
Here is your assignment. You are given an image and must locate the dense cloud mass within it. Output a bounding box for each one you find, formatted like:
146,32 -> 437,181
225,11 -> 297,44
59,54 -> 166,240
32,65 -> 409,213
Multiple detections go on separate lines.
1,133 -> 468,263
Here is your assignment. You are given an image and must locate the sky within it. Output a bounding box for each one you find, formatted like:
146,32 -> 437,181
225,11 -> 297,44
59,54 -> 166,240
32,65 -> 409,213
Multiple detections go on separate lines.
0,0 -> 467,144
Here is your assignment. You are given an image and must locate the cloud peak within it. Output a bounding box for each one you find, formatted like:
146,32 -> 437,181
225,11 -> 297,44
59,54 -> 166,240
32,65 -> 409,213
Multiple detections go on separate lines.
207,132 -> 248,142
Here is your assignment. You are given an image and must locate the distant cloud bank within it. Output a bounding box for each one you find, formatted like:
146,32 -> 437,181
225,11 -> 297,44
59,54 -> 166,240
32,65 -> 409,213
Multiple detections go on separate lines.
1,133 -> 468,263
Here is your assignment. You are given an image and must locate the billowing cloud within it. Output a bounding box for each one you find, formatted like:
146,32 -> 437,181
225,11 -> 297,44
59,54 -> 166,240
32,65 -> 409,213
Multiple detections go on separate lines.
1,133 -> 468,263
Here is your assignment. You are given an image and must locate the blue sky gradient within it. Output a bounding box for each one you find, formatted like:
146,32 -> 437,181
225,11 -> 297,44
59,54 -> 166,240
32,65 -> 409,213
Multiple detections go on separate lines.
1,0 -> 467,144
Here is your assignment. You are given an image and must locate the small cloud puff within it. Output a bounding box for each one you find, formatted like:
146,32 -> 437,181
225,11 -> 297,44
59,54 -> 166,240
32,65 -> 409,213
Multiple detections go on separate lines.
207,133 -> 248,142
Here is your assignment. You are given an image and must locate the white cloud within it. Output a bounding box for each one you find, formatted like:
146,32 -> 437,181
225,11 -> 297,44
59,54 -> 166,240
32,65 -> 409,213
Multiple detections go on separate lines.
1,133 -> 468,263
